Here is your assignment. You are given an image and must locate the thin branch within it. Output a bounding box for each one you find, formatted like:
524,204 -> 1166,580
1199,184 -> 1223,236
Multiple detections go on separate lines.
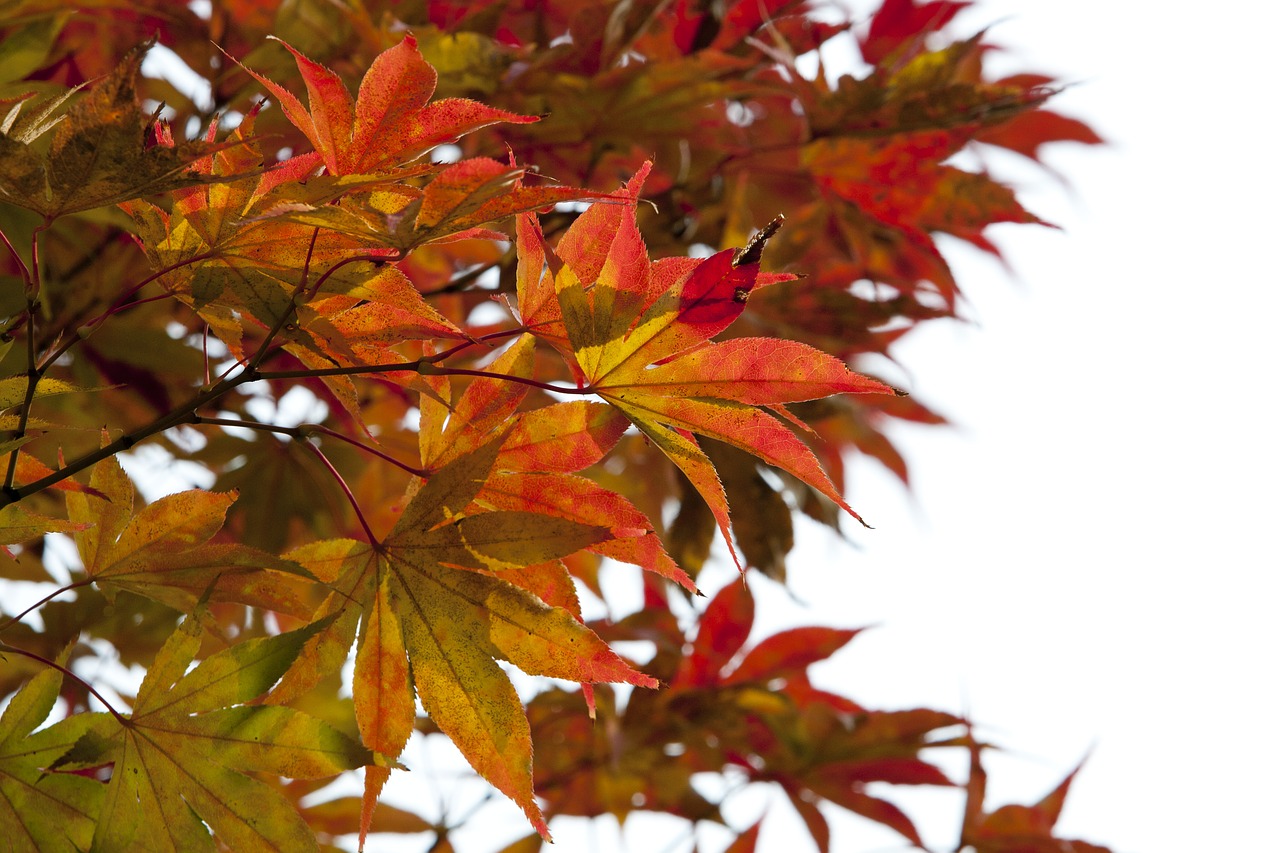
297,437 -> 379,544
305,423 -> 424,476
202,324 -> 211,386
192,416 -> 422,477
429,326 -> 531,362
0,324 -> 565,505
425,365 -> 592,396
38,251 -> 214,371
1,370 -> 253,505
0,642 -> 128,724
2,299 -> 39,491
254,359 -> 428,381
418,260 -> 503,297
2,223 -> 49,491
191,415 -> 298,437
27,222 -> 45,298
255,360 -> 589,396
244,227 -> 322,373
0,247 -> 410,501
0,578 -> 93,633
243,247 -> 401,374
308,249 -> 402,300
191,415 -> 383,543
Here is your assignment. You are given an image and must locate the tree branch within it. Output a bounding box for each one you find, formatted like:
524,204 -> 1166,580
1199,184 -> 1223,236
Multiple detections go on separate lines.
0,642 -> 128,724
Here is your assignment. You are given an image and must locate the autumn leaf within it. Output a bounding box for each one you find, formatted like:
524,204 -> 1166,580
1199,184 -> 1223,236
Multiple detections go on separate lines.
53,614 -> 370,852
523,580 -> 955,850
0,3 -> 1104,850
300,791 -> 433,843
530,163 -> 897,565
804,132 -> 1043,253
266,156 -> 598,254
479,470 -> 695,592
419,332 -> 695,590
3,442 -> 104,560
671,573 -> 755,689
860,0 -> 971,65
525,685 -> 722,825
118,105 -> 428,357
240,34 -> 536,176
64,452 -> 315,616
724,818 -> 763,853
962,742 -> 1114,853
701,440 -> 795,579
976,76 -> 1105,165
0,41 -> 228,218
121,56 -> 578,363
0,375 -> 105,411
0,668 -> 103,852
273,436 -> 657,837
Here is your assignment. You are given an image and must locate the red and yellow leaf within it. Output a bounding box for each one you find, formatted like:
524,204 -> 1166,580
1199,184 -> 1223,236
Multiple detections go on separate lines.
272,438 -> 658,837
527,165 -> 896,565
241,35 -> 536,176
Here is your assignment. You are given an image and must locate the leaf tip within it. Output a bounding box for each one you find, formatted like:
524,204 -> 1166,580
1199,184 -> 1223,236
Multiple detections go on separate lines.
360,764 -> 392,853
732,214 -> 784,268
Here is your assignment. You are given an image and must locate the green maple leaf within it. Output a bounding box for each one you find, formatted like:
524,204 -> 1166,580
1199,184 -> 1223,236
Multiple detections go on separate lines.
57,615 -> 369,853
0,668 -> 104,853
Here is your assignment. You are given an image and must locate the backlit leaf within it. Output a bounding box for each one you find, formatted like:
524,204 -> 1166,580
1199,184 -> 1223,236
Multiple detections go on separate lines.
62,614 -> 369,853
65,453 -> 314,615
0,669 -> 103,852
0,42 -> 227,217
274,439 -> 658,837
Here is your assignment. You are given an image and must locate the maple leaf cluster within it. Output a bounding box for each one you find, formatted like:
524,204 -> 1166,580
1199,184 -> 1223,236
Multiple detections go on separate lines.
0,1 -> 1106,851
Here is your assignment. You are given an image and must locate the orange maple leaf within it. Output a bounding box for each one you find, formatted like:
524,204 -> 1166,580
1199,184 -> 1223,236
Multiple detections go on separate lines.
521,163 -> 898,567
240,34 -> 536,176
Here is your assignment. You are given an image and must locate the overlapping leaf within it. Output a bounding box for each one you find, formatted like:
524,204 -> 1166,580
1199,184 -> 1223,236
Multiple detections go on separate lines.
64,452 -> 314,616
0,668 -> 103,852
271,434 -> 658,837
55,615 -> 369,853
530,580 -> 959,848
119,110 -> 415,358
520,163 -> 897,565
231,36 -> 599,256
419,331 -> 694,590
0,2 -> 1104,850
0,41 -> 227,218
120,37 -> 596,374
0,454 -> 95,551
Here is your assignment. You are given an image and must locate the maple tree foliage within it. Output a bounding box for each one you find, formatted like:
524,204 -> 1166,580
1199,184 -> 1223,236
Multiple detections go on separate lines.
0,1 -> 1107,851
